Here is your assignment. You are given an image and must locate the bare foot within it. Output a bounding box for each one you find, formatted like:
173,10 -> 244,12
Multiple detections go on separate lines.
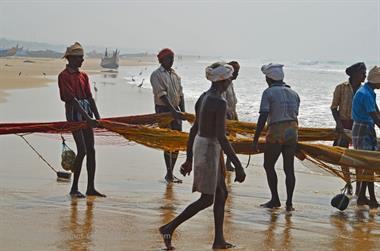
86,189 -> 106,197
70,190 -> 86,198
369,200 -> 379,209
286,201 -> 295,212
260,200 -> 281,209
165,175 -> 183,184
212,241 -> 235,249
357,196 -> 370,206
286,205 -> 295,212
172,176 -> 183,184
159,225 -> 174,250
165,174 -> 173,183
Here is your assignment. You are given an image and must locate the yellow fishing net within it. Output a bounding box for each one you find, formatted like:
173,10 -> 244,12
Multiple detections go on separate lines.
5,112 -> 378,182
99,113 -> 380,183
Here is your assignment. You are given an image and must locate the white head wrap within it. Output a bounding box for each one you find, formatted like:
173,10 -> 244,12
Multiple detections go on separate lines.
368,65 -> 380,84
63,42 -> 84,58
261,63 -> 284,81
205,62 -> 234,82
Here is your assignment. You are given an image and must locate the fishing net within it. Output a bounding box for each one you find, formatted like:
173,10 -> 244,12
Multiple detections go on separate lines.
61,137 -> 76,172
1,112 -> 380,182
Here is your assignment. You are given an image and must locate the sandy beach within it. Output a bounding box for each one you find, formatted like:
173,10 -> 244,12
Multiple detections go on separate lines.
1,57 -> 380,251
0,56 -> 155,103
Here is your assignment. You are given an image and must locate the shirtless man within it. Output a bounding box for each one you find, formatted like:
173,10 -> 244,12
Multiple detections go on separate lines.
159,62 -> 246,250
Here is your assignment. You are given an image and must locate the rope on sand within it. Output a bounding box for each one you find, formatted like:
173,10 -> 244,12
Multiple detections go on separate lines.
244,154 -> 251,169
18,134 -> 58,174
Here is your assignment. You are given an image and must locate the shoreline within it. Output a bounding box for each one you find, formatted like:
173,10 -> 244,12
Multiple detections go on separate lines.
0,56 -> 156,103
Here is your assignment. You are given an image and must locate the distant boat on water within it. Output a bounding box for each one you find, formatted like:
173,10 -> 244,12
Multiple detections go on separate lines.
0,45 -> 22,57
100,48 -> 119,69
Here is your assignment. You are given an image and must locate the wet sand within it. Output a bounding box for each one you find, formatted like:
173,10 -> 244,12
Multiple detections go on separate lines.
0,56 -> 155,103
1,59 -> 380,250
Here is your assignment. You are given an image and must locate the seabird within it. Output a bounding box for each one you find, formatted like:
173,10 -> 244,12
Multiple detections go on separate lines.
138,79 -> 145,88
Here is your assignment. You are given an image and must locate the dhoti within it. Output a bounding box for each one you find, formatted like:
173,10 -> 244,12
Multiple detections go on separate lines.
192,135 -> 221,195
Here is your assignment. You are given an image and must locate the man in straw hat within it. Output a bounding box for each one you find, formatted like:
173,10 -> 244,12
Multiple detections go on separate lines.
352,65 -> 380,208
331,62 -> 366,196
58,42 -> 105,198
252,63 -> 300,212
159,62 -> 246,250
150,48 -> 185,183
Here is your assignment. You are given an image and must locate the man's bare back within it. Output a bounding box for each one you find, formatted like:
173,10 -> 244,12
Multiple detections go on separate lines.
196,89 -> 227,139
189,87 -> 243,181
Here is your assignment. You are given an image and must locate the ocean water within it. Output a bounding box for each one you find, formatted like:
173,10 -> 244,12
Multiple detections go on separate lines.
120,58 -> 380,128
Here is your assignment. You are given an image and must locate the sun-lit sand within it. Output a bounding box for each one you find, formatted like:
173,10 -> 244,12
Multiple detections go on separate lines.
1,56 -> 380,251
0,56 -> 155,103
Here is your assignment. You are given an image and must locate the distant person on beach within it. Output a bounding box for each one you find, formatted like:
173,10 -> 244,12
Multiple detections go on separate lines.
252,63 -> 300,212
150,48 -> 185,183
223,61 -> 240,171
159,62 -> 246,250
331,62 -> 366,195
352,65 -> 380,209
58,42 -> 105,198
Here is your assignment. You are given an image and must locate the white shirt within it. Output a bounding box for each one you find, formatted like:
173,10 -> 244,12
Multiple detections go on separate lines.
222,83 -> 238,114
150,66 -> 183,107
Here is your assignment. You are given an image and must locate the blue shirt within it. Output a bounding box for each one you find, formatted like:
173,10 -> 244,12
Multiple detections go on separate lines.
259,82 -> 300,125
352,83 -> 377,125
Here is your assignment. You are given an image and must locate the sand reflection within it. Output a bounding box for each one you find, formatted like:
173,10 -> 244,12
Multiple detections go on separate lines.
330,209 -> 379,251
63,198 -> 95,251
160,183 -> 177,226
262,212 -> 293,250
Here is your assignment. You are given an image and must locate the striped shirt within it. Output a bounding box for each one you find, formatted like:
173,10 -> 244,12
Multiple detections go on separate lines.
331,80 -> 359,121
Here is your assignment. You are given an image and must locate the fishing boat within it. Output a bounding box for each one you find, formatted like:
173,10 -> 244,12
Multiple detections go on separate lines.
100,48 -> 119,69
0,44 -> 22,57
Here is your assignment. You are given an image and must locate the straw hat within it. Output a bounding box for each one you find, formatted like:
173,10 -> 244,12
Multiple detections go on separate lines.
367,65 -> 380,84
63,42 -> 84,58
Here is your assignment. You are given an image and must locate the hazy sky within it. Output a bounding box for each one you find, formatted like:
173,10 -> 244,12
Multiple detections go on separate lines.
0,0 -> 379,61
